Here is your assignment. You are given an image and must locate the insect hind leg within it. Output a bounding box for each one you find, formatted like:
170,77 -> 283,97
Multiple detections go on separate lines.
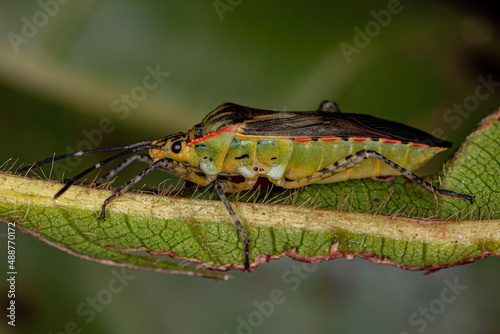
280,150 -> 475,204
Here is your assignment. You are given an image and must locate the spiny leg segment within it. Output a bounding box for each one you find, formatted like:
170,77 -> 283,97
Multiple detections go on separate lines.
98,158 -> 169,219
279,150 -> 475,204
95,155 -> 154,186
95,157 -> 212,219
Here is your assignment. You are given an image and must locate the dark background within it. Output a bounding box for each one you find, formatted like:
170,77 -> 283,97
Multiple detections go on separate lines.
1,1 -> 499,333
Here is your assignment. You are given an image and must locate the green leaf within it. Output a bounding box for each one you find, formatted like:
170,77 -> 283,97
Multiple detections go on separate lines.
1,110 -> 499,277
0,174 -> 229,280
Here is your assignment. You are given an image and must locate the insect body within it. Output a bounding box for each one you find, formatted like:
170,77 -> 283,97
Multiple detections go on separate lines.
19,101 -> 475,271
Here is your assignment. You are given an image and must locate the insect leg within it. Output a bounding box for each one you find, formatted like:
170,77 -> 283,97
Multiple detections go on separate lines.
215,181 -> 251,272
317,101 -> 341,113
95,155 -> 154,186
99,158 -> 214,219
281,150 -> 475,204
54,145 -> 157,199
98,159 -> 166,219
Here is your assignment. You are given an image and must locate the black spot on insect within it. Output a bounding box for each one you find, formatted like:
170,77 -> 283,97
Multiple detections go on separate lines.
371,137 -> 380,141
253,167 -> 258,171
320,168 -> 329,174
400,140 -> 409,145
271,157 -> 277,160
235,154 -> 249,160
192,127 -> 204,139
311,137 -> 319,141
341,136 -> 349,141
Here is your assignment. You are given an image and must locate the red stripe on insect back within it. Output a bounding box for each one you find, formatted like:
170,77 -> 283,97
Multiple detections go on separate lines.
296,137 -> 371,142
410,142 -> 430,147
352,137 -> 371,141
320,136 -> 343,142
321,137 -> 372,142
381,138 -> 401,144
187,123 -> 241,146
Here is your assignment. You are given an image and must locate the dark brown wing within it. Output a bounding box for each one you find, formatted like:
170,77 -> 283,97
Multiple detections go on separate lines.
240,110 -> 451,148
198,103 -> 279,132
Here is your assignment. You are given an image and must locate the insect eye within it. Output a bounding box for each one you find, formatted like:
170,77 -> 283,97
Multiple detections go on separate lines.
171,141 -> 182,154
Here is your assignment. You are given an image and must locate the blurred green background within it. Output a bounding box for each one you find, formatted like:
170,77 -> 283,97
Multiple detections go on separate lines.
1,1 -> 500,333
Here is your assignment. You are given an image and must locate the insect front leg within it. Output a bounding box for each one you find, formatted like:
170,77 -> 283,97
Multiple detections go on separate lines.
95,154 -> 154,186
99,158 -> 213,220
280,150 -> 475,204
95,154 -> 208,187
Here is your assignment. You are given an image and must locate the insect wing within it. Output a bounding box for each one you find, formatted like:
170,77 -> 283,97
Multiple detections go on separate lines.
197,103 -> 279,134
239,112 -> 451,148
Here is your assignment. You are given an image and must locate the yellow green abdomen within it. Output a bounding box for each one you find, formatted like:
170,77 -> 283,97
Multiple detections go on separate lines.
221,135 -> 446,184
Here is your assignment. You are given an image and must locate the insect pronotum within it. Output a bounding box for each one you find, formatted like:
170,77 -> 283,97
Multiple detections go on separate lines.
18,101 -> 475,271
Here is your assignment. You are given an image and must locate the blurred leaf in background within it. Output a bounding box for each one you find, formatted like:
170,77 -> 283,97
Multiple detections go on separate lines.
0,1 -> 499,333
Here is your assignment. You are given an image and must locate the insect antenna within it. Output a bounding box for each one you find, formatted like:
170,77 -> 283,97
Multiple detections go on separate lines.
16,140 -> 156,173
53,143 -> 160,199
